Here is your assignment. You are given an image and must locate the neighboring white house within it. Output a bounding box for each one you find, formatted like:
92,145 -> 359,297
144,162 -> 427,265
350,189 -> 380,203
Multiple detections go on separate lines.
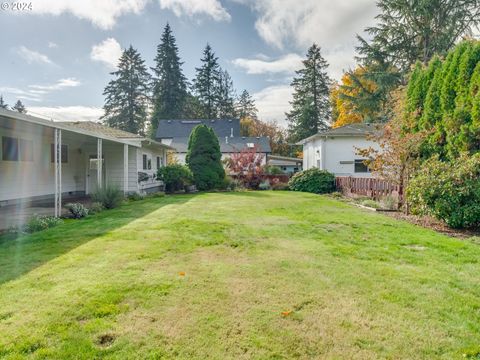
0,109 -> 172,214
297,123 -> 381,177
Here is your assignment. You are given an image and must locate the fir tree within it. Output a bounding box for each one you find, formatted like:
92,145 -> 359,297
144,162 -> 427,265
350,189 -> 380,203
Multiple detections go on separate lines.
11,100 -> 26,113
151,23 -> 188,136
217,69 -> 236,118
186,125 -> 225,190
0,95 -> 8,109
102,46 -> 151,135
236,89 -> 258,121
193,44 -> 221,119
286,44 -> 331,142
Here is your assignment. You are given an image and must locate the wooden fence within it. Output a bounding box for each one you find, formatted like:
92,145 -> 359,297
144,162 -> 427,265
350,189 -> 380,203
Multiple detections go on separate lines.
335,176 -> 403,203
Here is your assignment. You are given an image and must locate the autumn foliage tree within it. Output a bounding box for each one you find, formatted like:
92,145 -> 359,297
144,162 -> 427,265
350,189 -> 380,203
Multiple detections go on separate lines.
240,117 -> 291,156
227,145 -> 264,189
331,67 -> 377,127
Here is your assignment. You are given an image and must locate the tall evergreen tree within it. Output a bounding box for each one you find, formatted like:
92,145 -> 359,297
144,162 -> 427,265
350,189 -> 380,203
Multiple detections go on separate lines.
193,44 -> 221,119
186,125 -> 225,190
236,89 -> 258,121
342,41 -> 402,123
11,100 -> 26,113
151,23 -> 188,136
102,46 -> 151,135
217,69 -> 236,118
286,44 -> 331,142
0,95 -> 8,109
359,0 -> 480,73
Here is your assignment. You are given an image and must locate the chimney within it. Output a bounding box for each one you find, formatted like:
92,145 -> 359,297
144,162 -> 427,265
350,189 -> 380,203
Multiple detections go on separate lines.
230,127 -> 234,137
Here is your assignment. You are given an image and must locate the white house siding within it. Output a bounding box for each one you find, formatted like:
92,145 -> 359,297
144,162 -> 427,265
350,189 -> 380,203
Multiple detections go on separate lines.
136,146 -> 166,194
0,122 -> 85,203
302,136 -> 380,177
128,147 -> 139,193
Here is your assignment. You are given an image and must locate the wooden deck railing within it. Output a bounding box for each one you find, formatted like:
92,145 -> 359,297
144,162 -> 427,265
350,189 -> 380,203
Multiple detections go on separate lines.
335,176 -> 403,202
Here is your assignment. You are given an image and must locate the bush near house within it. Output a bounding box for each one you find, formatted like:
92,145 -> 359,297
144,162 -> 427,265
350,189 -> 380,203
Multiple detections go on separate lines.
186,125 -> 225,190
157,164 -> 193,193
407,153 -> 480,228
288,168 -> 335,194
23,215 -> 63,233
65,203 -> 89,219
91,186 -> 124,209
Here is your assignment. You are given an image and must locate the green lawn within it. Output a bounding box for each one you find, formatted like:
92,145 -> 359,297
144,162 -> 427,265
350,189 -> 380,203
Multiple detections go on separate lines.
0,191 -> 480,359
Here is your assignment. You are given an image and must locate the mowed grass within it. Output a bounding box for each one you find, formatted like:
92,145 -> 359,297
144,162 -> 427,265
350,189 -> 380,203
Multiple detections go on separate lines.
1,192 -> 480,359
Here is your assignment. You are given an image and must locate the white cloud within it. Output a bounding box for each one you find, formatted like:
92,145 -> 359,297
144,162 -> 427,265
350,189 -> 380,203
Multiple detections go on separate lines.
48,42 -> 58,48
90,38 -> 123,69
236,0 -> 378,80
252,85 -> 292,125
158,0 -> 231,21
29,0 -> 148,30
232,53 -> 302,74
29,78 -> 81,91
0,79 -> 82,103
0,87 -> 42,102
17,46 -> 54,65
27,106 -> 104,122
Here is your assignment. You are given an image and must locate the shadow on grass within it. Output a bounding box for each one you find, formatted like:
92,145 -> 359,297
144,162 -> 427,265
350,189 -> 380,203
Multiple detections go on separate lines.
0,195 -> 193,286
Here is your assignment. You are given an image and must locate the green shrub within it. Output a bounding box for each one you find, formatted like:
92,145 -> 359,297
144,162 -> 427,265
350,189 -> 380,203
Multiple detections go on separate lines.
89,202 -> 104,214
65,203 -> 89,219
157,164 -> 193,193
263,165 -> 283,175
186,125 -> 225,190
271,182 -> 289,191
258,180 -> 271,190
24,215 -> 62,233
127,192 -> 145,201
288,168 -> 335,194
91,186 -> 124,209
407,154 -> 480,228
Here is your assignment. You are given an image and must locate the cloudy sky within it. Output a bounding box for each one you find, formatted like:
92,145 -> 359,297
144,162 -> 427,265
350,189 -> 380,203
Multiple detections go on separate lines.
0,0 -> 378,126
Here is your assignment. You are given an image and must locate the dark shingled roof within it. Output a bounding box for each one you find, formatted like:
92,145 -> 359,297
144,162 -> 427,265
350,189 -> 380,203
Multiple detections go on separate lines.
156,119 -> 240,139
170,136 -> 271,154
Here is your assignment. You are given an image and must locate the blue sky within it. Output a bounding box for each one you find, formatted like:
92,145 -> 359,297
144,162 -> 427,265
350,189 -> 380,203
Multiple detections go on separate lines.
0,0 -> 378,126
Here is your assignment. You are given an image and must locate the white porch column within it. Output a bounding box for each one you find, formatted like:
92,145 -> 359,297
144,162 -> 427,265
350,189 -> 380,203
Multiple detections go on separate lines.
123,144 -> 129,195
54,128 -> 62,217
97,138 -> 103,189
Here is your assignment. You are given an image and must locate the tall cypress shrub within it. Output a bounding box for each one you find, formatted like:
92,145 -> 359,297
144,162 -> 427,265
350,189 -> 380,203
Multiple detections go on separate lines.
186,125 -> 225,191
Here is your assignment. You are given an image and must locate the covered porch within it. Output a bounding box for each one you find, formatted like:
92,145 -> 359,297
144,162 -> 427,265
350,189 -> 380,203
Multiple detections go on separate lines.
0,112 -> 139,230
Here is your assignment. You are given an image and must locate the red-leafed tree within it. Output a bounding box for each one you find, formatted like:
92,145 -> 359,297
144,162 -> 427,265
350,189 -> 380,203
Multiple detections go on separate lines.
227,145 -> 264,189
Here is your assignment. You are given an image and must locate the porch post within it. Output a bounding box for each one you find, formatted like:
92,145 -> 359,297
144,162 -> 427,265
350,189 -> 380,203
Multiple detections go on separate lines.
123,144 -> 129,195
54,129 -> 62,217
97,138 -> 103,189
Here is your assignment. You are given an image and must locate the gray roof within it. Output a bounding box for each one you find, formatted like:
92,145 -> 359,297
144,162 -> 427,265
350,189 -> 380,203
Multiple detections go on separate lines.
156,119 -> 240,139
171,136 -> 271,154
297,123 -> 381,144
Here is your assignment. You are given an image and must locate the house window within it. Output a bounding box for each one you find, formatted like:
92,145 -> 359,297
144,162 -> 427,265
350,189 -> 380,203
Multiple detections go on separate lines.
50,144 -> 68,163
19,139 -> 33,161
2,136 -> 19,161
156,156 -> 161,169
354,159 -> 370,173
143,154 -> 148,170
247,143 -> 254,148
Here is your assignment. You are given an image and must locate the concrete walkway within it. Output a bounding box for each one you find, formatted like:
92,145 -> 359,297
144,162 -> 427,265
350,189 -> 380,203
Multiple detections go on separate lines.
0,197 -> 91,232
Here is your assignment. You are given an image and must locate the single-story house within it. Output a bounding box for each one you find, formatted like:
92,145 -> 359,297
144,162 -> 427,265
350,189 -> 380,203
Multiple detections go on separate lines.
297,123 -> 381,177
267,155 -> 303,174
0,108 -> 172,216
155,119 -> 271,164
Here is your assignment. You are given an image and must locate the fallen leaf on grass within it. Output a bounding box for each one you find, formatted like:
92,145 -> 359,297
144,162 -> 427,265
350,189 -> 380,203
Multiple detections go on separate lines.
281,311 -> 292,317
179,272 -> 186,276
